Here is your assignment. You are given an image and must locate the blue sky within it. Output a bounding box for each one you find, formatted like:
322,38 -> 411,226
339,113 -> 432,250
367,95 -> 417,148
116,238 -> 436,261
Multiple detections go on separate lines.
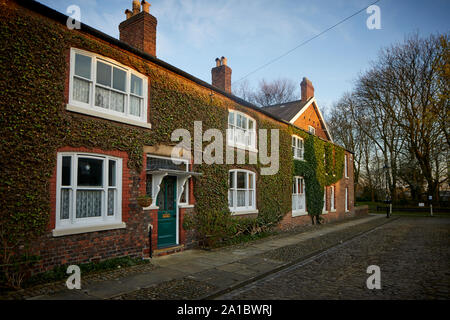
38,0 -> 449,113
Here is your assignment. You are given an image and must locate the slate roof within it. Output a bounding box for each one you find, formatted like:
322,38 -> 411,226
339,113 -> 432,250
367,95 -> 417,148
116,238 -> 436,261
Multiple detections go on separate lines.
261,99 -> 310,122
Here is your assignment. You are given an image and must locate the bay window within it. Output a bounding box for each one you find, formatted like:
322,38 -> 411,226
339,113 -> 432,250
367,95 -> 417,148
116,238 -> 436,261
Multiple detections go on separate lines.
55,153 -> 122,231
68,48 -> 149,128
228,170 -> 256,213
227,111 -> 257,151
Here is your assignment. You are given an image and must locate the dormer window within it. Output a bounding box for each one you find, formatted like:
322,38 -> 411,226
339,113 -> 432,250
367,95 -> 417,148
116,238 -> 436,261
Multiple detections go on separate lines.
68,48 -> 150,128
227,110 -> 257,152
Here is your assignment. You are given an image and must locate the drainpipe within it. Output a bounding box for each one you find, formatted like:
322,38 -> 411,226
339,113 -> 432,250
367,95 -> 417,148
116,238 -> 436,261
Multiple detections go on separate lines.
148,224 -> 153,259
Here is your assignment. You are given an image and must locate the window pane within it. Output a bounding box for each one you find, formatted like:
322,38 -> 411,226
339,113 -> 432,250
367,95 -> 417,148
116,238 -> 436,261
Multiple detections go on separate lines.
228,190 -> 234,208
228,112 -> 234,125
73,77 -> 90,104
237,190 -> 245,207
237,172 -> 246,189
113,67 -> 126,92
146,174 -> 152,197
236,114 -> 242,128
75,54 -> 91,79
248,120 -> 254,130
95,86 -> 110,109
108,160 -> 116,187
249,190 -> 253,207
62,156 -> 71,186
130,96 -> 141,117
248,173 -> 254,189
77,158 -> 103,187
131,74 -> 143,96
60,189 -> 70,220
110,91 -> 125,113
108,189 -> 115,216
229,171 -> 235,188
97,61 -> 112,87
76,190 -> 102,218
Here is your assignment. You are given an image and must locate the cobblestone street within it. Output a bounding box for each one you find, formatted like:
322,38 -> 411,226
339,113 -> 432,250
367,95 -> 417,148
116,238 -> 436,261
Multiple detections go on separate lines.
219,217 -> 450,300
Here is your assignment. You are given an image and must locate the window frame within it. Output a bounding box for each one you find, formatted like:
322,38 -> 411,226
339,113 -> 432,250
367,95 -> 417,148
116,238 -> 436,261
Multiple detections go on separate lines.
55,152 -> 123,232
292,176 -> 307,216
308,125 -> 316,135
68,48 -> 150,128
330,185 -> 336,212
227,110 -> 257,152
292,135 -> 305,161
228,169 -> 257,214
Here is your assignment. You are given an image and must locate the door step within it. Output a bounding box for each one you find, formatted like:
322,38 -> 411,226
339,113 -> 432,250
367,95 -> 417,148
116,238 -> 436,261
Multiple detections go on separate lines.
153,245 -> 185,257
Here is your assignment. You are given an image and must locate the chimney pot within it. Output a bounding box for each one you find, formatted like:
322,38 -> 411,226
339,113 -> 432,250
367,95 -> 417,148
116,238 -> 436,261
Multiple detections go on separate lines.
221,56 -> 227,66
215,58 -> 221,67
132,0 -> 141,15
141,0 -> 150,13
125,9 -> 133,19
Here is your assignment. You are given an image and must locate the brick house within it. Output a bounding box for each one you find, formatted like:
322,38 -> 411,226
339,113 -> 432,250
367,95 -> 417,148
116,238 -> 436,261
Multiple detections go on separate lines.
0,0 -> 355,273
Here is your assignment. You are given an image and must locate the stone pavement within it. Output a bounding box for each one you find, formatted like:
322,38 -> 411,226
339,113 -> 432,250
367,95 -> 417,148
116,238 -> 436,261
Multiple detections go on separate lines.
219,217 -> 450,300
27,214 -> 390,300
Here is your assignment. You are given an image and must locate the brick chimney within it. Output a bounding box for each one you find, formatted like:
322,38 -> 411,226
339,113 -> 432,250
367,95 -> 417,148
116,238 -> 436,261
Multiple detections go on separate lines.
301,77 -> 314,102
119,1 -> 157,57
211,56 -> 232,93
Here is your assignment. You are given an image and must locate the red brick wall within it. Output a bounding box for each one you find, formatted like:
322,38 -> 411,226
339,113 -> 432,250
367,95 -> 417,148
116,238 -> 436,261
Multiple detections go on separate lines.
278,151 -> 355,230
292,103 -> 329,140
35,147 -> 151,272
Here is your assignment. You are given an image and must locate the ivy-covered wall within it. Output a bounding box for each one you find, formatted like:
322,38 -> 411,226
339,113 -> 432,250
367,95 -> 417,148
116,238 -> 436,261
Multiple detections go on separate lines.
0,1 -> 349,275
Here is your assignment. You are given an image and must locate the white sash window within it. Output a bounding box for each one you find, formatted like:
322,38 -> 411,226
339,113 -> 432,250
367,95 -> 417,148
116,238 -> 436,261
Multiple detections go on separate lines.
292,135 -> 304,160
56,153 -> 122,230
68,48 -> 149,128
228,170 -> 256,213
227,111 -> 257,151
292,176 -> 307,216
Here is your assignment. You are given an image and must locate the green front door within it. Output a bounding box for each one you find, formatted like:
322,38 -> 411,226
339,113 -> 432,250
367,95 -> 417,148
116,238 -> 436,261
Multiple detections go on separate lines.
157,176 -> 177,248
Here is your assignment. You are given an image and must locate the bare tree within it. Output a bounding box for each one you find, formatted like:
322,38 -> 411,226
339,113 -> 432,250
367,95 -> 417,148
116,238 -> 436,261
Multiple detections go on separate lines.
233,78 -> 297,107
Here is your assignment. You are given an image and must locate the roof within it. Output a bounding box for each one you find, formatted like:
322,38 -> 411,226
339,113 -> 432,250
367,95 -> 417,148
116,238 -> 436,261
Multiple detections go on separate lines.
16,0 -> 352,153
262,99 -> 309,122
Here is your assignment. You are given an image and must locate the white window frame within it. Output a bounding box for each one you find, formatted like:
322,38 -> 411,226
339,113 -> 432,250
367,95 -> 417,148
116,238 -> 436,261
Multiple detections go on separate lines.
330,186 -> 336,212
227,110 -> 257,152
308,125 -> 316,135
54,152 -> 124,236
292,135 -> 304,161
67,48 -> 150,129
228,169 -> 257,215
322,187 -> 328,214
292,176 -> 307,216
